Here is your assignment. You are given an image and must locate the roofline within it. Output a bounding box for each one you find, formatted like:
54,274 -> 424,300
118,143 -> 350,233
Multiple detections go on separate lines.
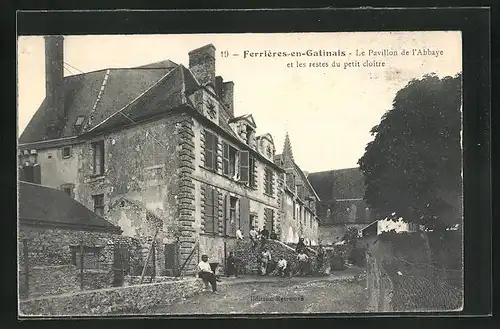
19,217 -> 122,234
62,66 -> 177,79
18,136 -> 79,148
308,167 -> 361,176
293,161 -> 321,201
189,106 -> 284,172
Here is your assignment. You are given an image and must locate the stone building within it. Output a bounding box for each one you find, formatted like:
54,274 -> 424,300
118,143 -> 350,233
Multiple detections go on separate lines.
307,167 -> 373,245
274,134 -> 320,245
18,181 -> 123,269
18,37 -> 286,275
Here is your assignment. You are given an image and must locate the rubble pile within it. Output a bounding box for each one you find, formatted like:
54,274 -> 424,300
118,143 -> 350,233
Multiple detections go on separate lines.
231,239 -> 319,276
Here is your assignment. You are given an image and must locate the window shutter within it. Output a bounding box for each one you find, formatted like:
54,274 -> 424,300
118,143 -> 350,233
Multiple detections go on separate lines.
213,189 -> 219,234
204,187 -> 214,233
239,150 -> 249,183
213,136 -> 219,170
240,197 -> 250,236
224,195 -> 231,236
222,142 -> 229,176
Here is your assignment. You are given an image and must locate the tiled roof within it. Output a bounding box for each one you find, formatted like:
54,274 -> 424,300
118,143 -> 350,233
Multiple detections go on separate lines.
18,181 -> 121,233
307,167 -> 365,202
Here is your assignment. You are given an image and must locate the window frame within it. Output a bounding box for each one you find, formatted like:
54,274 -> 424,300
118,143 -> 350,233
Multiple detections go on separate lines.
92,194 -> 105,217
204,130 -> 218,171
204,187 -> 219,234
264,166 -> 274,196
62,146 -> 72,159
91,140 -> 105,176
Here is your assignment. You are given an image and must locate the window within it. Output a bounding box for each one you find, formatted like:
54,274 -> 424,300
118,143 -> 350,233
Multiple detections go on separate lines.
204,187 -> 219,234
62,146 -> 71,158
246,126 -> 254,145
293,201 -> 296,219
264,167 -> 274,195
264,208 -> 274,232
74,116 -> 85,128
230,196 -> 238,232
92,140 -> 105,175
222,142 -> 238,178
93,194 -> 104,217
204,131 -> 218,171
239,150 -> 249,183
71,246 -> 102,269
297,185 -> 305,200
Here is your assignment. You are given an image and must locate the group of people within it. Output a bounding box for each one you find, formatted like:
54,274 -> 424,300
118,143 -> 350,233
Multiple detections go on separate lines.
236,226 -> 278,249
197,234 -> 329,293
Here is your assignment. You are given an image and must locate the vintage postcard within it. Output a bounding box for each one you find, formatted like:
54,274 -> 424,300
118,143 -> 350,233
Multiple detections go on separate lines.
17,31 -> 463,316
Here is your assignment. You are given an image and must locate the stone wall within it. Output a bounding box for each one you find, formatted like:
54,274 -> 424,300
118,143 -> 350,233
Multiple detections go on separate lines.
19,225 -> 141,271
19,265 -> 116,300
19,265 -> 80,299
20,277 -> 203,316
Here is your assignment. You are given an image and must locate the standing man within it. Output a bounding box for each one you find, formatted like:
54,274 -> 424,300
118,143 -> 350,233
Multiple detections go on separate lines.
316,245 -> 325,274
297,250 -> 309,276
226,251 -> 238,277
249,226 -> 258,248
260,227 -> 269,249
197,255 -> 218,294
260,247 -> 272,276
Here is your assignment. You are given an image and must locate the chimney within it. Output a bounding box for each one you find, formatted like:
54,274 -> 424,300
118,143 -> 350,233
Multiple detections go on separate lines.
188,44 -> 216,87
215,76 -> 223,97
44,35 -> 65,139
221,81 -> 234,118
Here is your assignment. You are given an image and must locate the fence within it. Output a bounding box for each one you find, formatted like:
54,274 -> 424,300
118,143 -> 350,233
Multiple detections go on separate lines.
19,238 -> 131,300
366,251 -> 463,312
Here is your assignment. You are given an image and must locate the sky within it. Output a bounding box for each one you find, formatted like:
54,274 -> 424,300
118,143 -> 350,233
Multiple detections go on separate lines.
17,32 -> 461,173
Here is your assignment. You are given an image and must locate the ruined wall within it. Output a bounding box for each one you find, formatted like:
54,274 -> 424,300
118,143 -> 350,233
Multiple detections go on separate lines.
319,224 -> 366,245
73,113 -> 190,275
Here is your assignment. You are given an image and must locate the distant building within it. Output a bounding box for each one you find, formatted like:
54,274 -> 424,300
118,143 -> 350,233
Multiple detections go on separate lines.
307,167 -> 372,245
274,134 -> 320,245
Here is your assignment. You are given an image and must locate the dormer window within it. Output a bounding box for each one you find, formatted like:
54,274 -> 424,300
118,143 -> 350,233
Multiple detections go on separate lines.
74,116 -> 85,129
266,145 -> 272,158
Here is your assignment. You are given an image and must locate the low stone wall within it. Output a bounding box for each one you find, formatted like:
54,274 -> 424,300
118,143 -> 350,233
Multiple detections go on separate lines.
19,265 -> 117,299
124,275 -> 181,286
20,265 -> 80,299
20,277 -> 203,316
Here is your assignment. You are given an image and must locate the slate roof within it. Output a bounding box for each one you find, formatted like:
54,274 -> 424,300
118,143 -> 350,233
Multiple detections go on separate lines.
19,67 -> 176,144
307,167 -> 365,202
18,181 -> 121,233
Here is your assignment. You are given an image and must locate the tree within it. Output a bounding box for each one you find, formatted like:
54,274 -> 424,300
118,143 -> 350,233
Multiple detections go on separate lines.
358,73 -> 462,231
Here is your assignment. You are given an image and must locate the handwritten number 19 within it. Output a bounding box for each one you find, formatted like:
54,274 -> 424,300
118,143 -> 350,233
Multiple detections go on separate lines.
221,50 -> 229,58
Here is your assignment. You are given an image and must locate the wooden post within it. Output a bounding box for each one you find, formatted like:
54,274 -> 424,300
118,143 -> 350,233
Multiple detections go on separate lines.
378,276 -> 386,312
79,239 -> 84,290
140,226 -> 160,284
23,239 -> 29,299
151,241 -> 156,282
